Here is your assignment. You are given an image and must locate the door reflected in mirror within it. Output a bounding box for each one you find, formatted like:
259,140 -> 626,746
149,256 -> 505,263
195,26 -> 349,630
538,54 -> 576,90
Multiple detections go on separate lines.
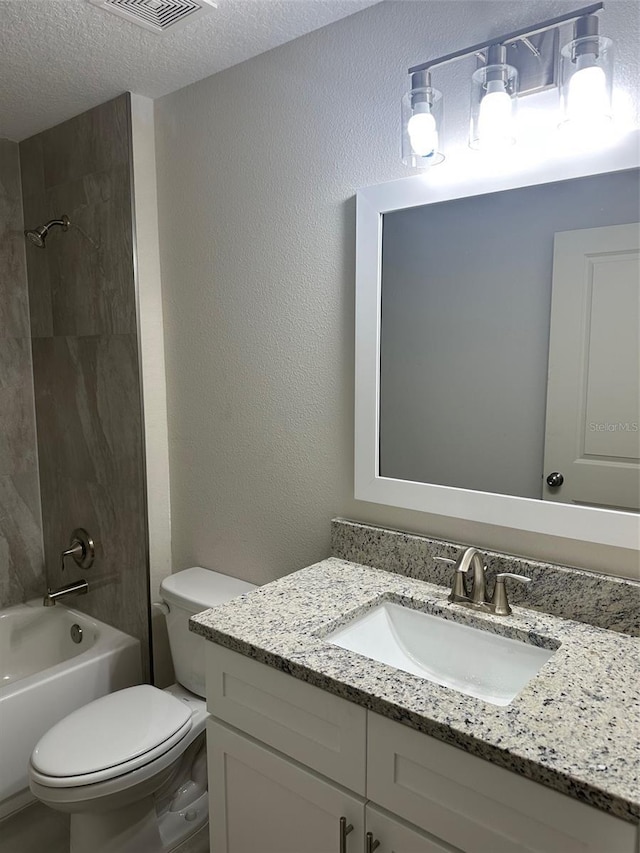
379,169 -> 640,512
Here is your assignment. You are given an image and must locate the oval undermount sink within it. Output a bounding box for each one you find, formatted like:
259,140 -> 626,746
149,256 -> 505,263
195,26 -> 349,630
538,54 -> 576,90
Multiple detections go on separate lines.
326,601 -> 558,706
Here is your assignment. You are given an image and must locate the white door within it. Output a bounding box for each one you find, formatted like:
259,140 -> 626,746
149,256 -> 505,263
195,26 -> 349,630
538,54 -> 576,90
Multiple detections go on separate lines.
365,805 -> 462,853
207,718 -> 366,853
543,222 -> 640,510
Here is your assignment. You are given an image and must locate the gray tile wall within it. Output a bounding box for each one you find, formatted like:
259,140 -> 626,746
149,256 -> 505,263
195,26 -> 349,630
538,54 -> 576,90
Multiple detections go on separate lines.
19,95 -> 151,678
0,139 -> 44,607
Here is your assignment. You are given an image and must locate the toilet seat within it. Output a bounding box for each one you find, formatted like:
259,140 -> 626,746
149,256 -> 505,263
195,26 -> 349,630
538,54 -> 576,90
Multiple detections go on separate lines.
25,566 -> 256,853
30,686 -> 192,788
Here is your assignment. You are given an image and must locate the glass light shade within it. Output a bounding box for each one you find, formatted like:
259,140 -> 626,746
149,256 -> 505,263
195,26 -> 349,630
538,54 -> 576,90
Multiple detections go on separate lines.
469,62 -> 518,151
560,36 -> 613,132
401,85 -> 444,168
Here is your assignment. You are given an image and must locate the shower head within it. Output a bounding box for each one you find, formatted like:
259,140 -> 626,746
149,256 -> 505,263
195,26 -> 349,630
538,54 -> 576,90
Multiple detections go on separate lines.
24,215 -> 70,248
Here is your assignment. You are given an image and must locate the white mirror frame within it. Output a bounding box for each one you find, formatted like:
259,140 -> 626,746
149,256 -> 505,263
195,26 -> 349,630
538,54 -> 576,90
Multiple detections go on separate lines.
355,130 -> 640,550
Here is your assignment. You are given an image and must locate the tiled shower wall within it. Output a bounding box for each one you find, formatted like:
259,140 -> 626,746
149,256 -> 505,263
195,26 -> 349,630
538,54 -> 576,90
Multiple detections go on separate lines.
0,140 -> 44,607
19,95 -> 151,677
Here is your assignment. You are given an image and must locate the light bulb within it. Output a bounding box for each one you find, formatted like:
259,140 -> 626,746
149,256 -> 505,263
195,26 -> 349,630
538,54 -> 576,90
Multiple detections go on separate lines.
402,75 -> 444,167
477,80 -> 514,150
567,59 -> 608,127
407,110 -> 438,157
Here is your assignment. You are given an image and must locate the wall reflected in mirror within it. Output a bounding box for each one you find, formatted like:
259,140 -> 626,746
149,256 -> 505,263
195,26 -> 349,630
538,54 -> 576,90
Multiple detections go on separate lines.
379,168 -> 640,511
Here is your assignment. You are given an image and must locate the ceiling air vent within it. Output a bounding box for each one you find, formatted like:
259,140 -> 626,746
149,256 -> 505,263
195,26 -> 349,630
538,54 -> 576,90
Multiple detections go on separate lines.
88,0 -> 217,34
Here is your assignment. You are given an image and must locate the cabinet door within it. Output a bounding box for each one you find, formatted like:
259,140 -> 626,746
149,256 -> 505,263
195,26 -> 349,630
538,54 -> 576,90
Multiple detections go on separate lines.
206,644 -> 366,793
208,718 -> 366,853
366,805 -> 461,853
367,713 -> 637,853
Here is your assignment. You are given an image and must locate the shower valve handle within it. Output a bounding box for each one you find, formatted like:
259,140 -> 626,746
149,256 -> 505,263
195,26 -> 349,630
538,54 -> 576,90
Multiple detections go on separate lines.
61,529 -> 95,572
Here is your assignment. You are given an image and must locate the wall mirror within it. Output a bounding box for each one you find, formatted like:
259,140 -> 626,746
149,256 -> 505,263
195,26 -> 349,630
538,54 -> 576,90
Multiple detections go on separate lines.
355,133 -> 640,549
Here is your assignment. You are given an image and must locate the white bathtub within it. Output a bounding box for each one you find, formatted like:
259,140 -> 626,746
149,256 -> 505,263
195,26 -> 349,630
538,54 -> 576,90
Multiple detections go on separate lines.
0,600 -> 142,820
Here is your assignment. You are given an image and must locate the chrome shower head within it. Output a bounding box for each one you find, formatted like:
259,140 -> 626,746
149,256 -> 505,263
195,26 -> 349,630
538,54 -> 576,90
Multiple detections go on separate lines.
24,215 -> 70,248
25,226 -> 47,248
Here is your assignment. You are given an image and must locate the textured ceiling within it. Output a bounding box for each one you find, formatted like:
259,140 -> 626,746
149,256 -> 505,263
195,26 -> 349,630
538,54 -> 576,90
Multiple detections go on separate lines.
0,0 -> 378,141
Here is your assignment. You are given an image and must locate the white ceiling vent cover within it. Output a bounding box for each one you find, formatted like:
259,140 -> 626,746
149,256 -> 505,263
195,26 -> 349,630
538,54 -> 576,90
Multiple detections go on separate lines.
88,0 -> 217,34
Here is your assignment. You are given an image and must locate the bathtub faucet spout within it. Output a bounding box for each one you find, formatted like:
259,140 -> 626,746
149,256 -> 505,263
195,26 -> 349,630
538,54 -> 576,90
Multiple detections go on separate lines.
43,580 -> 89,607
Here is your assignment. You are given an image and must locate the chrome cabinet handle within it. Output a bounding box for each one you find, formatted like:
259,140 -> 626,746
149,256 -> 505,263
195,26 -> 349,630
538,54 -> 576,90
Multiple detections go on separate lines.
366,831 -> 381,852
339,816 -> 353,853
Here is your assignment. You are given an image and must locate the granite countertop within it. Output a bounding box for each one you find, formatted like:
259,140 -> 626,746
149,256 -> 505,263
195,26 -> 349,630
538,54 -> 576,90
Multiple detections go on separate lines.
191,557 -> 640,823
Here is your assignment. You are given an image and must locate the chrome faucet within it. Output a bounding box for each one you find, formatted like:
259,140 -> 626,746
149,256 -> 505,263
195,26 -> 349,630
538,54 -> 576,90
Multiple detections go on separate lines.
43,580 -> 89,607
453,547 -> 488,605
437,547 -> 531,616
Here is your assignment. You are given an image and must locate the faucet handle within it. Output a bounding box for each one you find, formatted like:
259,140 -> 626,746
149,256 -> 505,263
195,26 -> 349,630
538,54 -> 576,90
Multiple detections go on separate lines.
450,570 -> 468,600
491,573 -> 531,616
60,528 -> 95,573
437,556 -> 468,600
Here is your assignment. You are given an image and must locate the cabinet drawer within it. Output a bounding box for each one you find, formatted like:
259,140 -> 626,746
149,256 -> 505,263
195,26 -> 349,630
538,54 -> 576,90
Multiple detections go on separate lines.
205,644 -> 367,793
367,713 -> 637,853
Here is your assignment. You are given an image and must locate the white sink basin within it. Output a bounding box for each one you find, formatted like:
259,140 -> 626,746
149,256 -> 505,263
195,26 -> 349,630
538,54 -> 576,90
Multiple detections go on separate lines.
326,601 -> 557,706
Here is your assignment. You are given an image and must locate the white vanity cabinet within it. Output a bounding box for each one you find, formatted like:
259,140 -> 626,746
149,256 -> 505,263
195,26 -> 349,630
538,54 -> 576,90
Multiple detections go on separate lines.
207,718 -> 366,852
366,714 -> 636,853
205,645 -> 638,853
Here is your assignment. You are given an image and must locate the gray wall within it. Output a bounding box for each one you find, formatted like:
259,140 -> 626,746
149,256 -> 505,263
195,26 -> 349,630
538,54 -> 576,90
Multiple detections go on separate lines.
380,170 -> 640,499
155,1 -> 640,580
19,96 -> 151,676
0,139 -> 44,607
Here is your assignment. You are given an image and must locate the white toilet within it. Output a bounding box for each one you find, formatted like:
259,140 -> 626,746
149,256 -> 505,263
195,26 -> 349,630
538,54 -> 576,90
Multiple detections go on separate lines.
28,567 -> 255,853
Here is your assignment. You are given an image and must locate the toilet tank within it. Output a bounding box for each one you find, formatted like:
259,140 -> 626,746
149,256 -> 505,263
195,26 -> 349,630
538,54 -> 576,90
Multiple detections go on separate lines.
160,567 -> 256,697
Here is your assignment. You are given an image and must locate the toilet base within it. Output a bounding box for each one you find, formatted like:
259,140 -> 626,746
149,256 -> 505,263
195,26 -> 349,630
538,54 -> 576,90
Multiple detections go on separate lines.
69,790 -> 208,853
160,790 -> 208,851
71,795 -> 162,853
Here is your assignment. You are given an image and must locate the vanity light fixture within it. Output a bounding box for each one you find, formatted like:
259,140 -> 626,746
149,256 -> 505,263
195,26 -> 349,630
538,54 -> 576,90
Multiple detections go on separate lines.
560,14 -> 614,133
402,2 -> 613,166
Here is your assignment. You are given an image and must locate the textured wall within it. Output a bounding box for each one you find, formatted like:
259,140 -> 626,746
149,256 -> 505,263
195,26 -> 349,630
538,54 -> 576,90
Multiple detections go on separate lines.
19,95 -> 150,675
0,139 -> 44,607
155,1 -> 640,582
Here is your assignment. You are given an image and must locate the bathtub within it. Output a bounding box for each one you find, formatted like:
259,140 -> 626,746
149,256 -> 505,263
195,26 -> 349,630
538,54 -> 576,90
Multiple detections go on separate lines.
0,599 -> 141,820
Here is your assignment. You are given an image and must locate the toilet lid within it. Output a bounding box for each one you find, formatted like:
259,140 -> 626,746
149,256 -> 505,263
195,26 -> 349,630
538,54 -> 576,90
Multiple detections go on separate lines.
31,685 -> 192,779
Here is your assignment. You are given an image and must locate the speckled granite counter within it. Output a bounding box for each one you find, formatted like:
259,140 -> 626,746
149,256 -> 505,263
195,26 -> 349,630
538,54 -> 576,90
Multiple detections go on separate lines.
331,518 -> 640,635
191,558 -> 640,823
